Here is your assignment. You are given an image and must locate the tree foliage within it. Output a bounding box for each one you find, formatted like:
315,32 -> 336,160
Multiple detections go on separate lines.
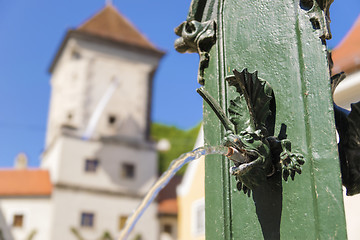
151,123 -> 201,175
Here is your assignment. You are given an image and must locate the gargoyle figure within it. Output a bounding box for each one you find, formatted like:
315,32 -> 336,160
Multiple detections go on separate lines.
174,20 -> 216,85
315,0 -> 334,40
197,69 -> 305,194
332,72 -> 360,196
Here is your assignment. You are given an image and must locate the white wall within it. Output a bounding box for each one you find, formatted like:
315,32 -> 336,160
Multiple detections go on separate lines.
0,198 -> 52,240
46,37 -> 161,146
41,138 -> 63,183
50,187 -> 159,240
159,216 -> 178,240
343,188 -> 360,240
43,136 -> 157,196
334,70 -> 360,109
0,206 -> 14,240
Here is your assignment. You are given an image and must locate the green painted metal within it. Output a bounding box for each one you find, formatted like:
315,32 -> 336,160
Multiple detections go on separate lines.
198,68 -> 306,194
176,0 -> 347,239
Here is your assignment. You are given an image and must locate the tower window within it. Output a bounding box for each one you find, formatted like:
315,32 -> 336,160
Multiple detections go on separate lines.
67,112 -> 73,121
121,163 -> 135,179
85,159 -> 99,172
81,212 -> 94,228
71,50 -> 81,60
12,214 -> 23,228
108,115 -> 117,126
118,215 -> 128,230
164,224 -> 173,234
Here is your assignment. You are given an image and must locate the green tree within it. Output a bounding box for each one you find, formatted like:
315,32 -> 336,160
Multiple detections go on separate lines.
151,123 -> 201,175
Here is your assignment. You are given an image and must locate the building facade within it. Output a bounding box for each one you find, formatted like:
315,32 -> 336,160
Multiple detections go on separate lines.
332,14 -> 360,240
176,127 -> 205,240
0,4 -> 164,240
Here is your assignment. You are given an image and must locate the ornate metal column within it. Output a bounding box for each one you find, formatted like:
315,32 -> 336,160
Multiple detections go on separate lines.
175,0 -> 347,239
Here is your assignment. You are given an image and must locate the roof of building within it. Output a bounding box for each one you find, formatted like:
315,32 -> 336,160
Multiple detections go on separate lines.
77,4 -> 157,51
332,15 -> 360,74
49,4 -> 164,73
158,199 -> 178,215
157,175 -> 182,215
0,169 -> 52,196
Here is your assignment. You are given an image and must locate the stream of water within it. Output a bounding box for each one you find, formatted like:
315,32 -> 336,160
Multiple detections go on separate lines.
118,145 -> 228,240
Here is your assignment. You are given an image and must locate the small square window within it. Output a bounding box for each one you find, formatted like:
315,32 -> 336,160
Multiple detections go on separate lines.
118,215 -> 128,230
71,50 -> 81,60
81,212 -> 94,228
85,159 -> 99,172
121,163 -> 135,179
67,112 -> 73,121
195,206 -> 205,232
108,115 -> 117,126
164,224 -> 172,234
13,214 -> 23,228
192,199 -> 205,236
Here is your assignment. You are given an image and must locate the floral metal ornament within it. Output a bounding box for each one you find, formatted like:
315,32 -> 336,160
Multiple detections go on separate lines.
197,68 -> 305,195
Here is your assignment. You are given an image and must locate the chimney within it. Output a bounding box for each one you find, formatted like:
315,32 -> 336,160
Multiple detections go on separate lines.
14,153 -> 28,169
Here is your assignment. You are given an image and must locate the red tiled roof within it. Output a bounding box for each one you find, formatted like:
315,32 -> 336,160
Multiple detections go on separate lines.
157,175 -> 182,215
158,199 -> 178,215
0,169 -> 52,196
49,5 -> 164,73
332,15 -> 360,74
77,5 -> 157,51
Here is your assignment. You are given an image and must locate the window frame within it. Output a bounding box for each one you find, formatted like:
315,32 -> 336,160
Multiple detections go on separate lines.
120,163 -> 135,180
84,159 -> 99,173
191,198 -> 205,236
118,215 -> 128,231
80,212 -> 95,228
12,214 -> 24,228
108,114 -> 117,127
71,50 -> 81,60
163,223 -> 173,234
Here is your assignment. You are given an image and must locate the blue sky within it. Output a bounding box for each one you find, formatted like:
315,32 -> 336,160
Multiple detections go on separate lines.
0,0 -> 358,168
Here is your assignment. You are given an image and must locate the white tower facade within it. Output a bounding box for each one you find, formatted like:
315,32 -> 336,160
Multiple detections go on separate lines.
41,5 -> 164,240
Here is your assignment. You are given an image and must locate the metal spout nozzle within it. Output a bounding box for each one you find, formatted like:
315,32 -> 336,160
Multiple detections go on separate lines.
226,147 -> 248,164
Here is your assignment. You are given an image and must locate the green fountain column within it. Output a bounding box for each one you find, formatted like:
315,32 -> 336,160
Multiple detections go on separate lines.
175,0 -> 347,239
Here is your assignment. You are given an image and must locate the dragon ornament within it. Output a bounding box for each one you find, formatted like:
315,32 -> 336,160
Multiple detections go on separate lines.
197,68 -> 305,195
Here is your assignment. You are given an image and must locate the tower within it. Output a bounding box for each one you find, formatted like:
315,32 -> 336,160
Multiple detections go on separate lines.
41,5 -> 164,240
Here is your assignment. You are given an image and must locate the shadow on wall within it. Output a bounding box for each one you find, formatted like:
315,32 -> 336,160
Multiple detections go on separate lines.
252,171 -> 283,240
116,116 -> 142,138
94,118 -> 155,194
0,206 -> 14,240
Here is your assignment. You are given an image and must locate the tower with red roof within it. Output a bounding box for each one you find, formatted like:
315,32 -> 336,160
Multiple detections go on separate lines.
0,4 -> 164,240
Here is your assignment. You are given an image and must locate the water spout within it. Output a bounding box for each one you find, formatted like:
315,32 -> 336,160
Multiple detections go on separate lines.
118,145 -> 228,240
